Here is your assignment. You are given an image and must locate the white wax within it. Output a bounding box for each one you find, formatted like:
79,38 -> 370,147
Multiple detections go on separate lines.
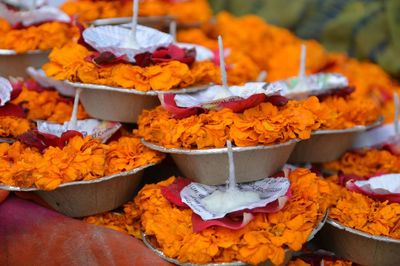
124,0 -> 139,49
67,88 -> 81,131
169,21 -> 177,43
294,44 -> 308,92
202,189 -> 261,215
218,36 -> 228,90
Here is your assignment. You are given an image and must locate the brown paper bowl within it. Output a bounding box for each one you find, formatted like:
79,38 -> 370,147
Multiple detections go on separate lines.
142,139 -> 298,185
0,49 -> 49,78
288,118 -> 383,164
66,82 -> 209,123
318,219 -> 400,266
141,211 -> 327,266
0,163 -> 157,217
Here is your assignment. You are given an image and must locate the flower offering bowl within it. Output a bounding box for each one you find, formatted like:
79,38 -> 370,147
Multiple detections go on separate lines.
318,219 -> 400,266
142,139 -> 298,185
140,211 -> 328,266
0,49 -> 49,78
67,82 -> 209,123
288,117 -> 383,163
0,163 -> 157,217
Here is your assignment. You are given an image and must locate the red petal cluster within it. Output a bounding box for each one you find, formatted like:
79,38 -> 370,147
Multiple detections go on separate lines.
16,130 -> 82,152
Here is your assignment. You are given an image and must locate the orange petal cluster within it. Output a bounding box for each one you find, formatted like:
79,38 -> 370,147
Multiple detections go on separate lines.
61,0 -> 211,24
326,178 -> 400,239
324,53 -> 400,123
0,117 -> 31,138
0,21 -> 79,53
11,87 -> 88,123
137,95 -> 379,149
43,42 -> 219,91
117,169 -> 328,265
305,96 -> 380,130
84,211 -> 139,237
0,136 -> 164,190
138,99 -> 320,148
324,149 -> 400,177
178,12 -> 328,81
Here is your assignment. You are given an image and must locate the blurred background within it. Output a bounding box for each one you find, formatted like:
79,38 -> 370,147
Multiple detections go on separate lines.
209,0 -> 400,78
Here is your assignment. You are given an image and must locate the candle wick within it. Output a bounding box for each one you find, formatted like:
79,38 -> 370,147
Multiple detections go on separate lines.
394,92 -> 399,135
68,88 -> 82,131
218,35 -> 228,90
169,21 -> 177,43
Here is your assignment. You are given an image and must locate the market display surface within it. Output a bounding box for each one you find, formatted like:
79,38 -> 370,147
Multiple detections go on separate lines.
1,1 -> 400,266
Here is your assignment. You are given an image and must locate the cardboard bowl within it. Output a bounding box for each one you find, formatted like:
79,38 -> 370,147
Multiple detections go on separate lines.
142,139 -> 298,185
288,118 -> 383,164
90,16 -> 173,30
0,49 -> 49,78
141,211 -> 327,266
0,163 -> 157,217
66,82 -> 209,123
318,219 -> 400,266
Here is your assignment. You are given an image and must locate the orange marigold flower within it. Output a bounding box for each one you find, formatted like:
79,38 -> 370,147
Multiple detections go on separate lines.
0,18 -> 11,34
43,42 -> 219,91
61,0 -> 211,24
137,95 -> 379,149
11,87 -> 88,123
137,100 -> 320,149
0,116 -> 31,138
323,148 -> 400,239
324,149 -> 400,177
0,135 -> 164,190
326,178 -> 400,239
0,22 -> 79,53
85,168 -> 329,265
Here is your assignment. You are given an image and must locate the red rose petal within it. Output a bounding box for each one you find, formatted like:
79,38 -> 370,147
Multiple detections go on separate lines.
161,177 -> 191,207
266,95 -> 289,107
161,94 -> 202,119
0,103 -> 26,118
16,131 -> 48,152
152,45 -> 196,65
85,51 -> 127,67
218,94 -> 266,112
317,86 -> 355,100
17,130 -> 83,152
192,212 -> 254,233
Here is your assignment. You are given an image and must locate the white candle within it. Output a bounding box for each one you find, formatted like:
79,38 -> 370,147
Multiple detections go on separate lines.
201,140 -> 261,215
394,92 -> 399,135
128,0 -> 139,48
256,70 -> 267,82
218,35 -> 228,90
298,44 -> 306,81
226,140 -> 236,192
67,88 -> 82,131
169,20 -> 177,43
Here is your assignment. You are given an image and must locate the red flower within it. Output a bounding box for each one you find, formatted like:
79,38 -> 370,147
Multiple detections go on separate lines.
151,45 -> 196,65
17,130 -> 83,152
0,104 -> 26,118
85,51 -> 127,67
